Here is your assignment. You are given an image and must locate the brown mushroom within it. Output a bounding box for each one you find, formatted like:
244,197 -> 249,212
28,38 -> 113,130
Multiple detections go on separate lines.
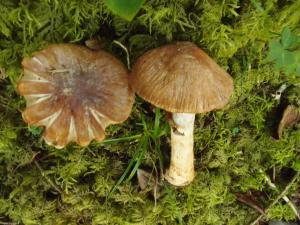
130,42 -> 233,186
17,44 -> 134,148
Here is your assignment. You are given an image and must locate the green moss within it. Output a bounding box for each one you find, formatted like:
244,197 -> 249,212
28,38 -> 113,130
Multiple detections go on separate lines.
1,0 -> 300,224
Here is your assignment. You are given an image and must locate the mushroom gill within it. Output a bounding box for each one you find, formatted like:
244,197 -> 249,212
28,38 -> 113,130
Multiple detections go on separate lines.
17,44 -> 134,148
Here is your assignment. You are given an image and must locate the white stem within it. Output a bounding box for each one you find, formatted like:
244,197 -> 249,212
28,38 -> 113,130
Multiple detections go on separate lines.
165,113 -> 195,186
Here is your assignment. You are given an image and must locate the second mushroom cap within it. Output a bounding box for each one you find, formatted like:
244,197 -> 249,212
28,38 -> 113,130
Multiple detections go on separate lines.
130,41 -> 233,113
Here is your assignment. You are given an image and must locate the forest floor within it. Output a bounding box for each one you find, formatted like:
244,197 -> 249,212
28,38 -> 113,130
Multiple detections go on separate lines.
0,0 -> 300,224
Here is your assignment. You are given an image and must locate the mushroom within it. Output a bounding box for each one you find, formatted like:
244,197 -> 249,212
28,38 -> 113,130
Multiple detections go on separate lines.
130,42 -> 233,186
17,44 -> 134,148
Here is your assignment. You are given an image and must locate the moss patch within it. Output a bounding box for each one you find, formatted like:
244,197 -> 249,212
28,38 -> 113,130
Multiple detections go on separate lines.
0,0 -> 300,224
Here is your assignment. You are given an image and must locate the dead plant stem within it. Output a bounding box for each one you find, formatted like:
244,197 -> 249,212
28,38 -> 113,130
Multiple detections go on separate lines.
249,170 -> 300,225
34,160 -> 62,194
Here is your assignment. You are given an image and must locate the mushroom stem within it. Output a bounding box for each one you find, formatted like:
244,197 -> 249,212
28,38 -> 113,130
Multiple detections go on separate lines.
165,113 -> 195,186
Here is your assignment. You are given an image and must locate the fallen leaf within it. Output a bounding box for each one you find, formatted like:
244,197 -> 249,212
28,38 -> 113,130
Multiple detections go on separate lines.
235,192 -> 265,215
137,169 -> 162,200
278,105 -> 300,138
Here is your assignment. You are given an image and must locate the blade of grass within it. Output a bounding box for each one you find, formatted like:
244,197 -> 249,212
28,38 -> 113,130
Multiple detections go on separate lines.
101,134 -> 142,144
106,134 -> 148,198
152,108 -> 167,179
125,135 -> 148,181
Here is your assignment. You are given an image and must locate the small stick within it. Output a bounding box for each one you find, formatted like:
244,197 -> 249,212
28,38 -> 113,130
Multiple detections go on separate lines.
34,160 -> 62,194
249,170 -> 300,225
112,40 -> 130,69
263,170 -> 300,219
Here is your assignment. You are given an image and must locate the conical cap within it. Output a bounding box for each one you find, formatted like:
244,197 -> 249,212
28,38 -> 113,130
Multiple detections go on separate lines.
130,42 -> 233,113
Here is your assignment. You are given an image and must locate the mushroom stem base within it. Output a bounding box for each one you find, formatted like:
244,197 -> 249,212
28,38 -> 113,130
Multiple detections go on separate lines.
165,113 -> 195,186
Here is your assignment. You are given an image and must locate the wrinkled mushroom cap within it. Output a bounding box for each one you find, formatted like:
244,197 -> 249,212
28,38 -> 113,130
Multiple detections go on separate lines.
130,42 -> 233,113
17,44 -> 134,148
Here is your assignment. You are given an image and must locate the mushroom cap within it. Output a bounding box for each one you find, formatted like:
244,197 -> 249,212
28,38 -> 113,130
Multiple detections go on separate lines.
17,44 -> 134,148
130,42 -> 234,113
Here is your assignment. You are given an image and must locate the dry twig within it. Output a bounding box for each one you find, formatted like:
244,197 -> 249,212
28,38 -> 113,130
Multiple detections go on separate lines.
249,170 -> 300,225
34,160 -> 62,194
